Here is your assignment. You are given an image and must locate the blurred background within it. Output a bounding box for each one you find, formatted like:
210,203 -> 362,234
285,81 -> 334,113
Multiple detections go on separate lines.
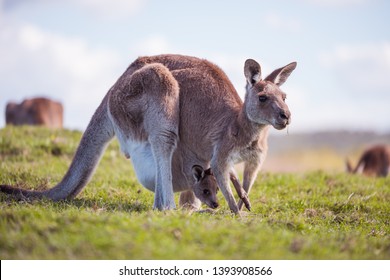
1,0 -> 389,172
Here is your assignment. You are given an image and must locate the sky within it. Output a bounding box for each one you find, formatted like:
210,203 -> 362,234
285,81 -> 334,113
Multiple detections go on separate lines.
0,0 -> 389,134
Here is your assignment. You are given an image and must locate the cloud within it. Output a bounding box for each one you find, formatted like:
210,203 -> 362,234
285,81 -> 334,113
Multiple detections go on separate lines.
302,0 -> 371,7
320,42 -> 390,94
1,0 -> 145,18
0,23 -> 123,129
278,84 -> 390,133
133,35 -> 172,55
264,12 -> 302,33
316,42 -> 390,132
72,0 -> 145,18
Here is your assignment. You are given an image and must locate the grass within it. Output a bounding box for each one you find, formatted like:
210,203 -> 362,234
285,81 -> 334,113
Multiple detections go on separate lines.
0,126 -> 389,259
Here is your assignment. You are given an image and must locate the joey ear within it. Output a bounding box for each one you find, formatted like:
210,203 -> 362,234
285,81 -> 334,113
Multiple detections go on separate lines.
264,62 -> 297,86
192,165 -> 205,182
244,59 -> 262,85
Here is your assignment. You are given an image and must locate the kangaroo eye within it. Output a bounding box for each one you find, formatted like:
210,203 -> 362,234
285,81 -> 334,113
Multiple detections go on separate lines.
259,95 -> 268,103
203,189 -> 210,195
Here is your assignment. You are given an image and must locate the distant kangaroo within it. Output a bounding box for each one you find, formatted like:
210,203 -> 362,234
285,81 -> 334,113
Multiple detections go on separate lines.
0,54 -> 296,214
346,145 -> 390,177
6,97 -> 63,128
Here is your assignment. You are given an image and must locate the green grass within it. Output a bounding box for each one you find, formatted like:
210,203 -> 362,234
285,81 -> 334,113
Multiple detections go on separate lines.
0,126 -> 389,259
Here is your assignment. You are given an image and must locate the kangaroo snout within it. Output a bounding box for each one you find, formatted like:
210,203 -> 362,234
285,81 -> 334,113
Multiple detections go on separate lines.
278,109 -> 291,126
279,111 -> 290,121
211,201 -> 219,209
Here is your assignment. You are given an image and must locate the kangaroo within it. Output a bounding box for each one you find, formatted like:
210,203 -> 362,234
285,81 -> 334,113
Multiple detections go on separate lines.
0,54 -> 296,214
180,168 -> 250,211
179,166 -> 219,210
346,145 -> 390,177
6,97 -> 63,128
111,55 -> 295,213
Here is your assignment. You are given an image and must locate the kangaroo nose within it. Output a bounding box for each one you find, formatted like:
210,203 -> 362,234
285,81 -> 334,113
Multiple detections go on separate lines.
212,202 -> 219,209
279,111 -> 289,120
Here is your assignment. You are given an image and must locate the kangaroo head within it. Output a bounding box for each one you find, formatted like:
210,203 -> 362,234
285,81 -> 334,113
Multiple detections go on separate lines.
244,59 -> 297,130
191,165 -> 219,209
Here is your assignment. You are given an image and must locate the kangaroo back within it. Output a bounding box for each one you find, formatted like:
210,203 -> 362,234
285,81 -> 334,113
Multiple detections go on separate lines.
0,95 -> 114,200
346,145 -> 390,177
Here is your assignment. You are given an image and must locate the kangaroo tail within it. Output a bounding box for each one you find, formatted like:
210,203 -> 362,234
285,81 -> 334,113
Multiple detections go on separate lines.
345,158 -> 353,173
353,156 -> 367,174
0,95 -> 115,201
0,184 -> 46,199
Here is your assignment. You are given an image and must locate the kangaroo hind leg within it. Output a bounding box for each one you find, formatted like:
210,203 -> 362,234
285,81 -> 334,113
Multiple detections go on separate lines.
142,63 -> 180,210
149,130 -> 177,210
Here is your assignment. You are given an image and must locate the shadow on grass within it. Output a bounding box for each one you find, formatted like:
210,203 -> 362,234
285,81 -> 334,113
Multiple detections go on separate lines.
69,197 -> 150,213
0,193 -> 150,213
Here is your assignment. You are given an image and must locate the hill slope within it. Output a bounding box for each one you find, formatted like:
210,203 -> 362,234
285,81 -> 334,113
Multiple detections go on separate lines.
264,131 -> 390,172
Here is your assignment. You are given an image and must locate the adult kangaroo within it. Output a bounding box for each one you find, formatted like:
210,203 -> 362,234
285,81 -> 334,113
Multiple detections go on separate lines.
112,55 -> 296,213
346,145 -> 390,177
0,55 -> 296,214
6,97 -> 63,128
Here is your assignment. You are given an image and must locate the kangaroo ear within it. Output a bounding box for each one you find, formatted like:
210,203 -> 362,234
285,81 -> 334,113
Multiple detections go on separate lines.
244,59 -> 262,85
192,165 -> 205,182
264,62 -> 297,86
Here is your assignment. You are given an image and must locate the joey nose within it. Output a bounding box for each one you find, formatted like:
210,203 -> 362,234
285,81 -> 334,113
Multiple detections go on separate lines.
212,202 -> 219,209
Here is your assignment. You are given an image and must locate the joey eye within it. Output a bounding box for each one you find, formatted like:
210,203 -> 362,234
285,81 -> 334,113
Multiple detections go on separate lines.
258,95 -> 268,103
203,189 -> 210,195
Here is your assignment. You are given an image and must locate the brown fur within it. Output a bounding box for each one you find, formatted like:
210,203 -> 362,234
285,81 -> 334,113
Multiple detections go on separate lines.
111,55 -> 295,212
6,97 -> 63,128
346,145 -> 390,177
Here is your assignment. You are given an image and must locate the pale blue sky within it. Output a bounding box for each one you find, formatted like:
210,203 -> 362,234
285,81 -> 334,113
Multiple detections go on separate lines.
1,0 -> 389,133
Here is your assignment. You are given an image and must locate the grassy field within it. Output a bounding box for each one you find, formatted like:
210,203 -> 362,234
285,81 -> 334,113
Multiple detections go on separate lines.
0,126 -> 389,259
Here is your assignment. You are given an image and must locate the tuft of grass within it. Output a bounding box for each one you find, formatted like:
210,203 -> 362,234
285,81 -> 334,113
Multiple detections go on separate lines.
0,126 -> 389,259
